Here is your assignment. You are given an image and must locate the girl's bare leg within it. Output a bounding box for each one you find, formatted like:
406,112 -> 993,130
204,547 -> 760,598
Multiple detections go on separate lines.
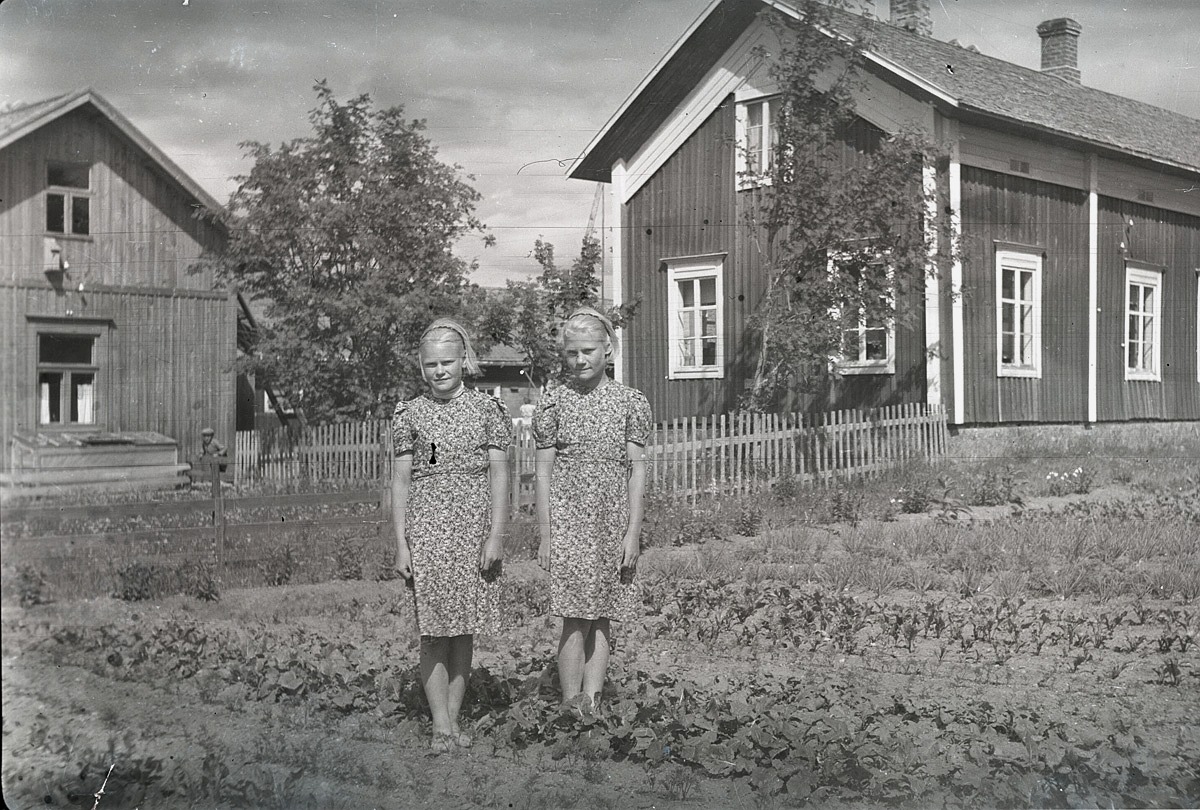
446,634 -> 473,742
581,618 -> 610,705
419,636 -> 454,745
558,618 -> 590,701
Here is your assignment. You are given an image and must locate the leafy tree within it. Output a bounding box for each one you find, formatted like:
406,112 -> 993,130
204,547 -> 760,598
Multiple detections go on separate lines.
742,1 -> 945,409
501,235 -> 637,388
197,82 -> 492,421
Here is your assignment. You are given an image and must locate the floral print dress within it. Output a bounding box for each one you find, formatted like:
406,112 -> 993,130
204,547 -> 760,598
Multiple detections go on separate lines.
533,380 -> 652,622
392,389 -> 511,637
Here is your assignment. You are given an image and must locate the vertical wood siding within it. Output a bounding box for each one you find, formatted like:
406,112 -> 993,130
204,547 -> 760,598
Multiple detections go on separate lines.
623,100 -> 738,420
958,167 -> 1090,423
0,108 -> 223,288
1,283 -> 236,471
624,107 -> 926,420
1096,198 -> 1200,421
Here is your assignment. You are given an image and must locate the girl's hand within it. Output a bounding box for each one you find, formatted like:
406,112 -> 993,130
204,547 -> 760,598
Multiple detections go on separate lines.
397,543 -> 413,582
480,537 -> 503,574
537,537 -> 551,572
619,532 -> 640,580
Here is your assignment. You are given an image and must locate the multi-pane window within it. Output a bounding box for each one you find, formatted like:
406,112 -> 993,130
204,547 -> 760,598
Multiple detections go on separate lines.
736,96 -> 778,184
830,250 -> 894,375
996,249 -> 1042,377
38,333 -> 98,425
666,256 -> 724,379
840,303 -> 892,367
46,162 -> 91,236
1125,265 -> 1161,381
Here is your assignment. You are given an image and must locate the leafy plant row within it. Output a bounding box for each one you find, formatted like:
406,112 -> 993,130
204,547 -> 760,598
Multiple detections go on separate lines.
37,615 -> 1199,808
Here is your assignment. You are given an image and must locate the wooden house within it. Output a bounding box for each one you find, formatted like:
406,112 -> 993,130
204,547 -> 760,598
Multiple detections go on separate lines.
0,89 -> 235,485
570,0 -> 1200,425
474,342 -> 540,416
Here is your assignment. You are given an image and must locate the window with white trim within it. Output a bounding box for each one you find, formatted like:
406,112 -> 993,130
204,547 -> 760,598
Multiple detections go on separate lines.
45,162 -> 91,236
735,96 -> 778,186
995,249 -> 1042,378
1125,264 -> 1162,381
829,249 -> 895,375
37,332 -> 98,425
666,255 -> 725,379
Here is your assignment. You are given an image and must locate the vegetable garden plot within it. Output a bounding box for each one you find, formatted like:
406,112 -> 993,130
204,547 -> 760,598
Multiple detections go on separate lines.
4,560 -> 1198,809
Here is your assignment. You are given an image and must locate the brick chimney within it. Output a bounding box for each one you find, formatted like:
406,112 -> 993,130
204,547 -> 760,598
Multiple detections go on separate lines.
1037,18 -> 1083,83
890,0 -> 932,37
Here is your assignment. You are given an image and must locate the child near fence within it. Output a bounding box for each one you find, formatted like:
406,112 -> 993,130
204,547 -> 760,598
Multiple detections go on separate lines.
534,307 -> 652,707
391,318 -> 511,752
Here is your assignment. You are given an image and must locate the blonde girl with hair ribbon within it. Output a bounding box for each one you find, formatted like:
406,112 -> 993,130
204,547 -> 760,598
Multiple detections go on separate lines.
391,318 -> 511,752
532,307 -> 652,706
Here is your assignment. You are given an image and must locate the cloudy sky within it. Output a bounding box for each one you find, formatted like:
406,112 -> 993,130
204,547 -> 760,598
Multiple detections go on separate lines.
2,0 -> 1197,287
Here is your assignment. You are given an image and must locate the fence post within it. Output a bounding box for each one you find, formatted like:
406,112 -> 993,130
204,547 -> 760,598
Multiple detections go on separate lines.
211,461 -> 226,571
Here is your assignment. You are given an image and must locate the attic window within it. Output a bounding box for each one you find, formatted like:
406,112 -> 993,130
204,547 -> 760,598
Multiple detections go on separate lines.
46,162 -> 91,236
736,96 -> 779,188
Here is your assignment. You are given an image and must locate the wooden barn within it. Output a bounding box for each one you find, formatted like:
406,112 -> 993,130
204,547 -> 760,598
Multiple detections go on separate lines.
0,88 -> 235,488
570,0 -> 1200,426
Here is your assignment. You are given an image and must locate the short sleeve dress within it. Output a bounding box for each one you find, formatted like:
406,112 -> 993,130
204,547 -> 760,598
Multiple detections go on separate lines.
392,388 -> 512,637
532,380 -> 652,623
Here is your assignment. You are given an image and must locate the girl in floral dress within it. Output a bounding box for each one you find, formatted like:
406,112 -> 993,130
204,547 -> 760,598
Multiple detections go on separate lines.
534,307 -> 652,706
392,319 -> 511,752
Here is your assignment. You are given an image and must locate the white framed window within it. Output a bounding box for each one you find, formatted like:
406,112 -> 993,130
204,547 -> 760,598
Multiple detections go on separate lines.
666,254 -> 725,379
829,249 -> 895,375
37,332 -> 99,425
45,162 -> 91,237
735,96 -> 778,187
1125,264 -> 1162,381
995,249 -> 1042,378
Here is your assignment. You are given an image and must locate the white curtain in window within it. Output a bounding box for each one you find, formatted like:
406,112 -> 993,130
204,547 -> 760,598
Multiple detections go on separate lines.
39,381 -> 51,424
76,378 -> 95,424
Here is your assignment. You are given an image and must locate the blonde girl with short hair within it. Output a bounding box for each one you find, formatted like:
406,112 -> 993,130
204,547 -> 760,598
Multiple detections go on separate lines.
533,307 -> 652,706
391,318 -> 511,752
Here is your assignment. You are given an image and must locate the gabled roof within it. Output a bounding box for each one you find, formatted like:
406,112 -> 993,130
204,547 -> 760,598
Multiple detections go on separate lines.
478,342 -> 528,368
0,88 -> 224,213
571,0 -> 1200,181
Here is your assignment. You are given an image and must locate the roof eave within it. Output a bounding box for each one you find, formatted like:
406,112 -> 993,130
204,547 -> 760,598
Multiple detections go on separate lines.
568,0 -> 741,182
952,103 -> 1200,180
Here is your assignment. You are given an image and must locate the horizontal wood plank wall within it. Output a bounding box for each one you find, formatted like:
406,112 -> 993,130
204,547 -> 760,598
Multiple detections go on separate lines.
958,166 -> 1090,423
958,122 -> 1089,191
1096,198 -> 1200,421
0,108 -> 224,288
623,99 -> 736,421
0,284 -> 236,470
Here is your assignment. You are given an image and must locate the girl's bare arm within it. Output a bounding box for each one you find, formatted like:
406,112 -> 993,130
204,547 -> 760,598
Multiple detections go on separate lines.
535,447 -> 556,570
391,454 -> 414,580
621,441 -> 648,572
481,446 -> 509,571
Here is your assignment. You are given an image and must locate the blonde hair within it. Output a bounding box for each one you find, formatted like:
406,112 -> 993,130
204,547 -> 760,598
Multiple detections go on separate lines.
419,318 -> 480,376
563,306 -> 619,355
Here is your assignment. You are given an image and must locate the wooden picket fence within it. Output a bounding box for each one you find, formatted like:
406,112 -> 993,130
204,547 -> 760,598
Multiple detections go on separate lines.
231,403 -> 947,506
648,402 -> 948,499
233,420 -> 392,484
